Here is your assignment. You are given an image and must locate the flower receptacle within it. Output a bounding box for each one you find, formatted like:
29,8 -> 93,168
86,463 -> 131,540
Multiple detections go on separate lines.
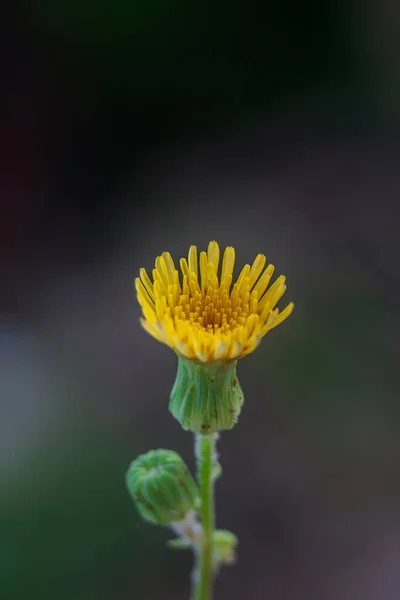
169,356 -> 245,434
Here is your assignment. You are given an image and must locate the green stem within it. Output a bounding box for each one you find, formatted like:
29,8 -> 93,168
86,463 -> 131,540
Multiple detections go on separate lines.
192,433 -> 216,600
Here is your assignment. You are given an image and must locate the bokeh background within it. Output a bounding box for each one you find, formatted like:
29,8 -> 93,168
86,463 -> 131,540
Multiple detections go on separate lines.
1,1 -> 400,599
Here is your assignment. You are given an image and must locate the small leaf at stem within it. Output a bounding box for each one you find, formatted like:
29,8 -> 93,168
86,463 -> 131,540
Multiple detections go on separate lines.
167,538 -> 192,550
212,461 -> 222,481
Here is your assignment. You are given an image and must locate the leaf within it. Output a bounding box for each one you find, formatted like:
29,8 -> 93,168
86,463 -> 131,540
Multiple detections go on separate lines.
166,538 -> 192,550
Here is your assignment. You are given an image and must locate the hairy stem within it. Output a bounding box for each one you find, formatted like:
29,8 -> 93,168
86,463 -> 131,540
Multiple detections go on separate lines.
192,434 -> 217,600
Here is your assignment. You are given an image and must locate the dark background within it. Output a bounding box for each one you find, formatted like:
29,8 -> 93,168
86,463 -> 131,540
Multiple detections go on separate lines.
1,1 -> 400,599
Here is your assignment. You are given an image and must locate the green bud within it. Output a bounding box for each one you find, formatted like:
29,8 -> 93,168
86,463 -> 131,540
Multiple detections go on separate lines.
169,357 -> 244,434
213,530 -> 238,566
126,449 -> 199,526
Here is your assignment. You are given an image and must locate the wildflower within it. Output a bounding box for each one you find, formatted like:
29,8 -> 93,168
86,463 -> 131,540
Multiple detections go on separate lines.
136,241 -> 293,362
135,241 -> 293,432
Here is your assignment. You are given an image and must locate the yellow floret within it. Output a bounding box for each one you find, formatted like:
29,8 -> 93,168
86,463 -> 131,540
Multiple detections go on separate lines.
136,241 -> 293,362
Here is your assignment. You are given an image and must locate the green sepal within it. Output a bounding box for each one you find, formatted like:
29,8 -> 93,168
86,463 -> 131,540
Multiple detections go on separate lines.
169,356 -> 245,433
125,449 -> 199,526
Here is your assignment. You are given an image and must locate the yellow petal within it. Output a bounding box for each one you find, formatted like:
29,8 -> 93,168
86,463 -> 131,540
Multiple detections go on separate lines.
220,247 -> 235,290
269,302 -> 294,329
140,268 -> 155,302
188,245 -> 198,279
207,241 -> 220,276
249,254 -> 266,289
199,251 -> 208,294
252,264 -> 274,298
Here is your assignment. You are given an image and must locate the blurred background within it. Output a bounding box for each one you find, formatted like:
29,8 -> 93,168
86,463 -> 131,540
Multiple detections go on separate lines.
1,1 -> 400,599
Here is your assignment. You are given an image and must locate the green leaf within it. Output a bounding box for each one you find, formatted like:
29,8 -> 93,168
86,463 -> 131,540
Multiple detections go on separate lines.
166,538 -> 192,550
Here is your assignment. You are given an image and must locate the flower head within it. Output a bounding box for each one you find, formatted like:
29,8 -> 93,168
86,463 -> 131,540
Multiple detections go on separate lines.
126,449 -> 199,526
136,241 -> 293,363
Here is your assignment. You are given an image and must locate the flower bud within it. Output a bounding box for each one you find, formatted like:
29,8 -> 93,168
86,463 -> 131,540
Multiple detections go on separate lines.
126,449 -> 199,526
169,357 -> 244,434
213,530 -> 238,566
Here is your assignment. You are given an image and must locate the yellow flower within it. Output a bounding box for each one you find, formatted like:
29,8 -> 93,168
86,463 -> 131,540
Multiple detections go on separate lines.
135,241 -> 293,363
